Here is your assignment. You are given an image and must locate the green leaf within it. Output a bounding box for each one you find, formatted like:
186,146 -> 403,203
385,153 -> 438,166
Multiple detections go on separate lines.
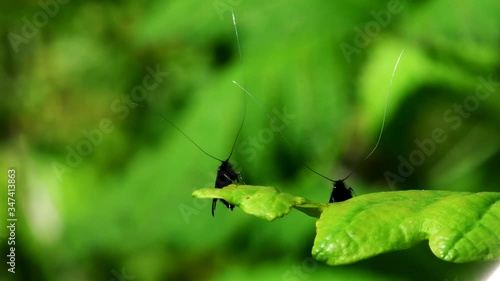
192,186 -> 499,265
293,202 -> 330,218
312,190 -> 500,265
192,185 -> 307,221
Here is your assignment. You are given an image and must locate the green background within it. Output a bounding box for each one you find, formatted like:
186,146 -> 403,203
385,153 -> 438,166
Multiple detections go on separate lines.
0,0 -> 499,280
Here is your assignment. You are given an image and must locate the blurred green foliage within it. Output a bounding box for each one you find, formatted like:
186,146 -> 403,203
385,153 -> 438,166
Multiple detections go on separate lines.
0,0 -> 499,280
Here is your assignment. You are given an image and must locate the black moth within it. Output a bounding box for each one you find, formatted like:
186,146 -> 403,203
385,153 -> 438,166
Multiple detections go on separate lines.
131,102 -> 244,217
213,159 -> 239,216
179,120 -> 244,217
305,166 -> 356,203
162,116 -> 244,217
330,179 -> 355,203
204,116 -> 245,217
207,10 -> 249,216
209,10 -> 251,216
131,12 -> 249,217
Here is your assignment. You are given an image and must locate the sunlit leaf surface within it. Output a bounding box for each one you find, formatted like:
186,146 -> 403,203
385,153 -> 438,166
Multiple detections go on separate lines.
313,190 -> 500,265
193,184 -> 306,221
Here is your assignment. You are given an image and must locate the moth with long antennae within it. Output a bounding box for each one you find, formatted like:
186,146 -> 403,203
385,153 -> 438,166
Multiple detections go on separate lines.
233,48 -> 404,203
132,100 -> 245,216
132,11 -> 247,216
206,10 -> 248,216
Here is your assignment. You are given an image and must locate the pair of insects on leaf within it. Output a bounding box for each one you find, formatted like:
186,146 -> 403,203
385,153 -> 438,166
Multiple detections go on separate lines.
141,12 -> 403,216
140,56 -> 403,216
187,47 -> 402,216
210,134 -> 355,216
205,94 -> 358,217
140,86 -> 357,217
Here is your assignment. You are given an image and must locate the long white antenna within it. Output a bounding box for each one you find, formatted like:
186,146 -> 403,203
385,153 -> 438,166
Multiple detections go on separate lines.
232,11 -> 244,74
232,80 -> 336,182
128,11 -> 250,164
225,10 -> 247,161
233,48 -> 405,183
341,48 -> 404,181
